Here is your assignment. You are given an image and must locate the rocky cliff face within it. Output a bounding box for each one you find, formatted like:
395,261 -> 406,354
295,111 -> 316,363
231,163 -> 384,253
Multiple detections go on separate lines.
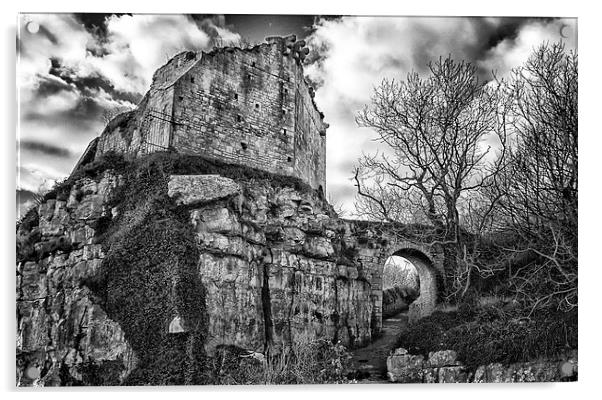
168,174 -> 373,352
16,155 -> 374,386
16,171 -> 136,386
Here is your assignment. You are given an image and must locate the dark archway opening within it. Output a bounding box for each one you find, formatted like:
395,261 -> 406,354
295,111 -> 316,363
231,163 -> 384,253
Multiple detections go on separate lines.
382,248 -> 438,324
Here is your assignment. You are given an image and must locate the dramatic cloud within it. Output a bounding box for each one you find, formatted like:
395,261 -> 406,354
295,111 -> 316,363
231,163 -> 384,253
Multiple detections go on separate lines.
16,14 -> 577,219
17,13 -> 240,217
479,18 -> 577,77
305,16 -> 577,216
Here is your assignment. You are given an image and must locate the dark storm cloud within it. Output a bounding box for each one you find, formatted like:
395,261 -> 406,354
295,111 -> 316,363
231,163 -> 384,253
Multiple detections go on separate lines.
25,59 -> 128,137
73,13 -> 130,38
48,57 -> 142,104
34,74 -> 73,97
405,17 -> 557,78
19,140 -> 72,157
18,13 -> 231,218
23,97 -> 104,130
188,14 -> 242,45
191,14 -> 227,32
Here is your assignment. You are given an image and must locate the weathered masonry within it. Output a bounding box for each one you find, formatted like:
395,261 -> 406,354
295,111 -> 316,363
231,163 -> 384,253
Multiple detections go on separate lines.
92,36 -> 328,192
16,37 -> 454,386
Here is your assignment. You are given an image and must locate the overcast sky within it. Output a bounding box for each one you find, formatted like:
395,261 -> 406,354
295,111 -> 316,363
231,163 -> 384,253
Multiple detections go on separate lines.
16,14 -> 577,217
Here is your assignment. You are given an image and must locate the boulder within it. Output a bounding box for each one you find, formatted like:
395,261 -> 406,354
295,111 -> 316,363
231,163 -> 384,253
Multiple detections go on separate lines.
428,350 -> 459,367
386,353 -> 425,383
168,175 -> 241,205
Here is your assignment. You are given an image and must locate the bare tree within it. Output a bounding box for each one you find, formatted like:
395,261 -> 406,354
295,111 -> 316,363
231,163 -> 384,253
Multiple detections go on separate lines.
490,42 -> 578,313
354,56 -> 508,300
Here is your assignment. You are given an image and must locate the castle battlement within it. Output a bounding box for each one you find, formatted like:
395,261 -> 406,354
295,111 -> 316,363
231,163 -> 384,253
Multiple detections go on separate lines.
92,36 -> 328,192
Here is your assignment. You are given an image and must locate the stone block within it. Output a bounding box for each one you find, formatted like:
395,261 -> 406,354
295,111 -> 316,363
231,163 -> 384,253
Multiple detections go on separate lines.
386,353 -> 425,383
74,195 -> 105,220
168,174 -> 241,205
428,349 -> 459,367
191,207 -> 240,234
473,363 -> 507,383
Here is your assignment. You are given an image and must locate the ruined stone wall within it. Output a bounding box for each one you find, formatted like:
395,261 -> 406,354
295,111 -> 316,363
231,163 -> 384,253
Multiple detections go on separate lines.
171,44 -> 296,179
93,40 -> 327,191
386,348 -> 578,383
292,69 -> 327,191
152,51 -> 199,89
94,96 -> 148,158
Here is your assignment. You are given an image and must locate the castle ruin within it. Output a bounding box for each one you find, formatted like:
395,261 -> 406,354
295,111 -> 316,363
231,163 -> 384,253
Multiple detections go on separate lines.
16,36 -> 450,386
91,35 -> 328,192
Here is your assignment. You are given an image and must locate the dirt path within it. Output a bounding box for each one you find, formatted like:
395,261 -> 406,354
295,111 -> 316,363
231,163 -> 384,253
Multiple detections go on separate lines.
349,311 -> 409,383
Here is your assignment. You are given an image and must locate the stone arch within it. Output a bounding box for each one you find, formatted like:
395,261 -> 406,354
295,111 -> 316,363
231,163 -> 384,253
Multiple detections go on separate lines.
389,248 -> 439,322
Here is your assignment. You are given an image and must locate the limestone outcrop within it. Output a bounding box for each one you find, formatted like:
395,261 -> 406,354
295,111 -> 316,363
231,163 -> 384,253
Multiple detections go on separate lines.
16,171 -> 136,386
16,168 -> 374,386
180,175 -> 374,351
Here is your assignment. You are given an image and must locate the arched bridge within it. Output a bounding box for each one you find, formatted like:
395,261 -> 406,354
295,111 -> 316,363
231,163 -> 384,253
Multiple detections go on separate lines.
342,220 -> 447,336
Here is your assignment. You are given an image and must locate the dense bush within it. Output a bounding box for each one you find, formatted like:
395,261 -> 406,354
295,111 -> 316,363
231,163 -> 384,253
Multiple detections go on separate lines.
396,305 -> 577,370
83,152 -> 209,385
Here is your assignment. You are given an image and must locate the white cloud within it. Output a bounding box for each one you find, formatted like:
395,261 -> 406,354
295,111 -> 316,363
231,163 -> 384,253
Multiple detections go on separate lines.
306,17 -> 486,215
479,18 -> 577,77
89,14 -> 214,93
17,13 -> 239,204
306,16 -> 577,216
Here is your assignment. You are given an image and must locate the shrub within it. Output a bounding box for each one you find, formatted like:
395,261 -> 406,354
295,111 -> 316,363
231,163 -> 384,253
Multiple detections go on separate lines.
396,305 -> 577,371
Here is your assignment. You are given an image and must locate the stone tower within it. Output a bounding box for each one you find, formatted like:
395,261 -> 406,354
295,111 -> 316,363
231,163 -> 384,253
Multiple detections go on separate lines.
92,36 -> 328,192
